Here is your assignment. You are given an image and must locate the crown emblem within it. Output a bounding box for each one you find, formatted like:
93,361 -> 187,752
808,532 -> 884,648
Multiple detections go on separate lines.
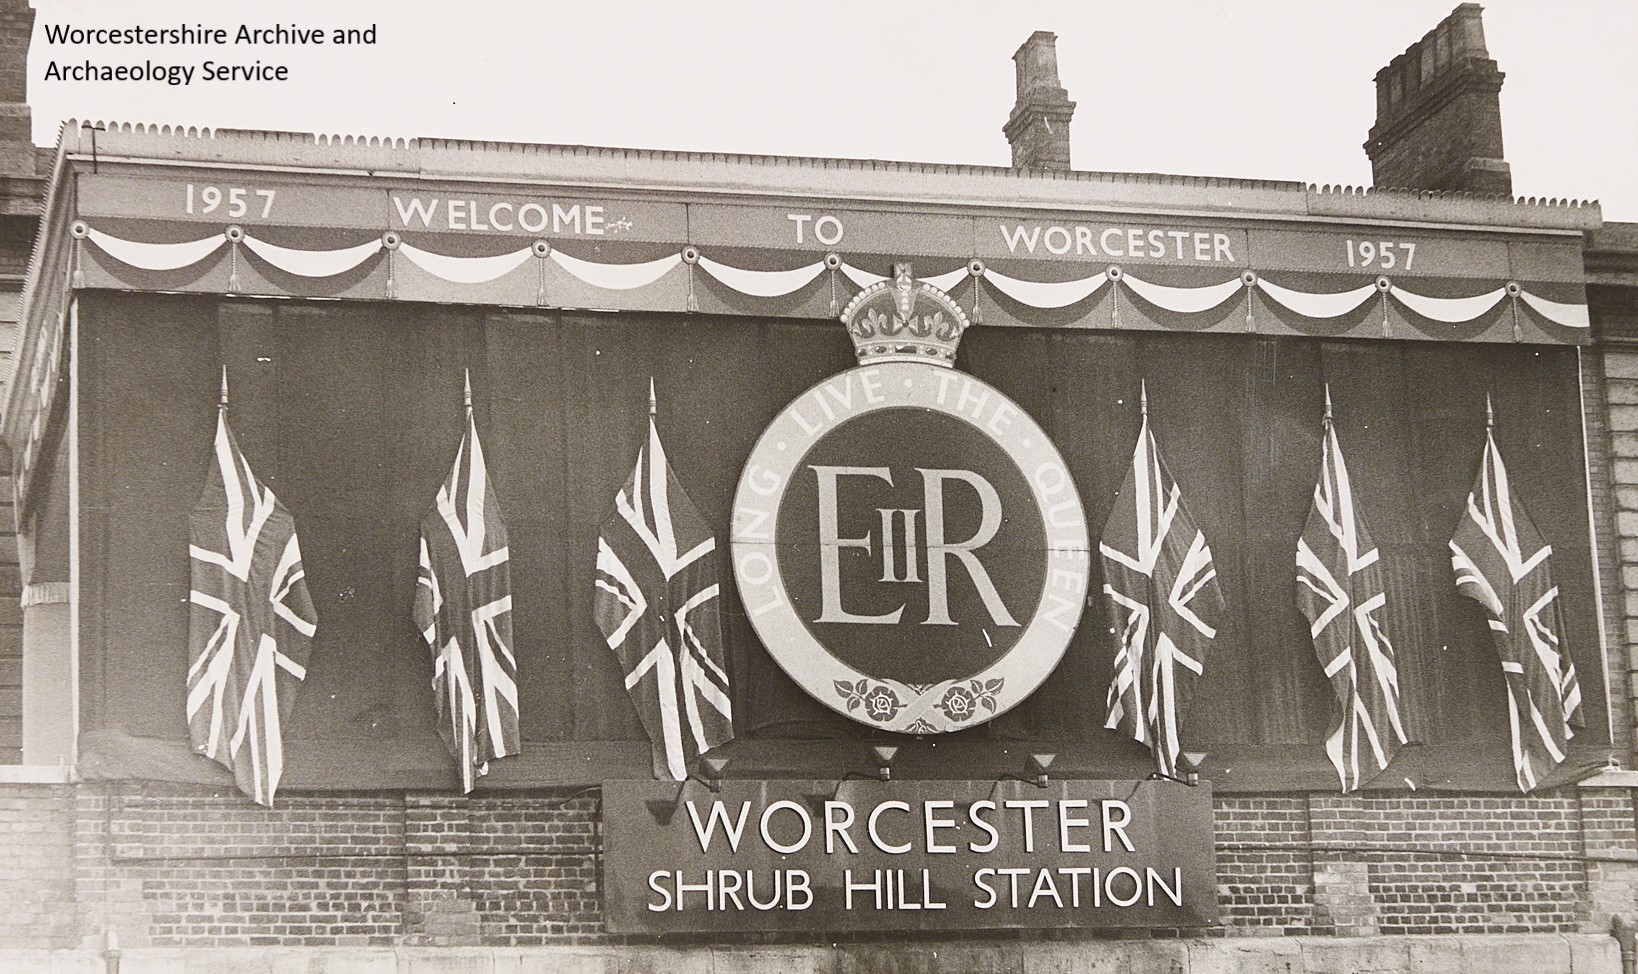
839,263 -> 970,367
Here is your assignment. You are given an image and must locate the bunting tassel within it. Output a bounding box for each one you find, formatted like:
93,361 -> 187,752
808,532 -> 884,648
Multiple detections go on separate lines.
1244,273 -> 1256,333
971,275 -> 984,325
386,250 -> 396,300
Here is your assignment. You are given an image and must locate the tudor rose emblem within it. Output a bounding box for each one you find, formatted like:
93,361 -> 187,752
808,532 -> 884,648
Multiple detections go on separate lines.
731,264 -> 1091,733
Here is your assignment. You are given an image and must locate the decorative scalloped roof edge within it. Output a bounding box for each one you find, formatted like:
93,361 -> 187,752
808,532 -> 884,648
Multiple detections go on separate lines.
1311,182 -> 1598,209
1304,182 -> 1598,231
53,120 -> 1602,231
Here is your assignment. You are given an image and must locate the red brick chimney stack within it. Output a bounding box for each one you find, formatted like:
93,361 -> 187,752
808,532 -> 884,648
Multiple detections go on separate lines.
1003,31 -> 1076,172
1365,3 -> 1511,195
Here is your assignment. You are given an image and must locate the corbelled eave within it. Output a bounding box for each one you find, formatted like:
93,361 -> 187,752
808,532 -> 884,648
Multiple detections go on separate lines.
52,121 -> 1601,232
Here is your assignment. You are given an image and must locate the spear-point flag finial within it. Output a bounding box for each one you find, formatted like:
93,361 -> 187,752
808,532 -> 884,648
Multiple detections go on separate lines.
1140,379 -> 1149,418
1485,393 -> 1495,431
463,369 -> 473,412
1323,383 -> 1334,425
648,377 -> 658,418
219,366 -> 229,411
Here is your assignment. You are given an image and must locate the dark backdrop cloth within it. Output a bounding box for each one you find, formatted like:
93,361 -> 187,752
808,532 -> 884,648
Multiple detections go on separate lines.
74,292 -> 1611,793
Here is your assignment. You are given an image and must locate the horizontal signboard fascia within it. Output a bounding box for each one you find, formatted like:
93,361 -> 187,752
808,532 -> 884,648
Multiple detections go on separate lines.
688,203 -> 973,257
77,173 -> 383,229
386,192 -> 687,241
1250,227 -> 1512,279
74,174 -> 1585,284
602,777 -> 1216,934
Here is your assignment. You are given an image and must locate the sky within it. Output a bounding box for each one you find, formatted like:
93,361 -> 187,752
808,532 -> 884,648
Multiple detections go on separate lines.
22,1 -> 1638,221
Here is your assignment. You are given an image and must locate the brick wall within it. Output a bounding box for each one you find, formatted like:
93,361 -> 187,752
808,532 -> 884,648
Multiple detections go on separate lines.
0,784 -> 75,948
1215,793 -> 1627,941
1584,347 -> 1634,760
1601,348 -> 1638,762
1312,796 -> 1584,934
1215,797 -> 1313,934
2,782 -> 1632,950
403,792 -> 602,945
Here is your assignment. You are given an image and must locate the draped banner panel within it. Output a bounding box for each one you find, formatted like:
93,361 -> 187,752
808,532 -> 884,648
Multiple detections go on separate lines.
73,293 -> 1609,793
70,175 -> 1592,347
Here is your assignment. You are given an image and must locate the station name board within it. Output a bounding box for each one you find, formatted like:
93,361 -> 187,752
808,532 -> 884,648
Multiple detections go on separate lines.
602,778 -> 1216,933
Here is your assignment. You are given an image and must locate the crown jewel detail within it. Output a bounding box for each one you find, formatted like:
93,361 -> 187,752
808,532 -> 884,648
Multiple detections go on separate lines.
839,263 -> 970,367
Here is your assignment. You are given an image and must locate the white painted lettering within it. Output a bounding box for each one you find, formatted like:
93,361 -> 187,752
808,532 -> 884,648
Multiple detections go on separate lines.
518,203 -> 548,233
825,801 -> 859,854
392,196 -> 436,227
867,801 -> 913,854
759,800 -> 812,855
552,203 -> 582,234
686,800 -> 751,852
968,800 -> 1000,853
999,224 -> 1042,255
1004,799 -> 1050,853
1101,799 -> 1135,852
814,215 -> 844,246
923,800 -> 958,853
1058,799 -> 1092,853
812,465 -> 903,625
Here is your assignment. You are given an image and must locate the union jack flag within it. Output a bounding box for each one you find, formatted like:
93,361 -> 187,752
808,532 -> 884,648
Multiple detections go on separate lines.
1100,390 -> 1223,778
187,405 -> 318,806
1450,406 -> 1581,792
413,385 -> 519,793
593,386 -> 733,780
1295,388 -> 1408,792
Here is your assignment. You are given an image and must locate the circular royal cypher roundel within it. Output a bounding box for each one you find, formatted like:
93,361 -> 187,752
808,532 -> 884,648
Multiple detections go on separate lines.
730,266 -> 1091,734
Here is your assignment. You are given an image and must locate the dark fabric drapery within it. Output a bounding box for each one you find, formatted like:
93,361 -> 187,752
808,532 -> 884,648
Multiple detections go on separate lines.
75,293 -> 1609,793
